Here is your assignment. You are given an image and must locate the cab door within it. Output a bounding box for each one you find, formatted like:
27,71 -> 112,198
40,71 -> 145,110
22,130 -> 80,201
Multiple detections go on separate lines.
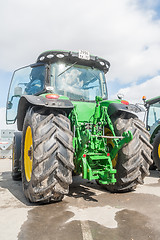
6,64 -> 45,124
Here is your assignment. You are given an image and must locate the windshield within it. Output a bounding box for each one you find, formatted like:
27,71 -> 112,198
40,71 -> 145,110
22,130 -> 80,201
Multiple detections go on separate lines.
50,62 -> 108,101
147,102 -> 160,134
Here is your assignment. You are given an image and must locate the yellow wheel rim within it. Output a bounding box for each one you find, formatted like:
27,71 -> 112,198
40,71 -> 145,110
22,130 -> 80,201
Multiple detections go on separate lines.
104,128 -> 118,168
24,126 -> 33,182
158,144 -> 160,159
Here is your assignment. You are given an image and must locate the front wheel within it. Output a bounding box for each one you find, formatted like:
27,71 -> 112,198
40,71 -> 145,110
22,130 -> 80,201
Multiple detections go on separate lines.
100,113 -> 153,193
21,107 -> 74,203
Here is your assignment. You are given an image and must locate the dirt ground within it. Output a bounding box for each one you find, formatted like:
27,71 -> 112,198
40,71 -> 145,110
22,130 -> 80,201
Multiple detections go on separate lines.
0,158 -> 160,240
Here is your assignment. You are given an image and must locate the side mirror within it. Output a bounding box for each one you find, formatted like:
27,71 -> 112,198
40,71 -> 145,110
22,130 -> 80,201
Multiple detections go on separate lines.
14,86 -> 22,96
7,101 -> 13,109
117,93 -> 124,100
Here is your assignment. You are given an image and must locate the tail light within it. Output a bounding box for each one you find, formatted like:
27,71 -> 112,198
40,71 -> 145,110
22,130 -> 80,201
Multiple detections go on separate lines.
121,100 -> 129,105
45,94 -> 59,99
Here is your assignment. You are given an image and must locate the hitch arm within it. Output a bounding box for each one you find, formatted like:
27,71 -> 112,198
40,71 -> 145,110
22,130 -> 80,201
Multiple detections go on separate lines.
110,131 -> 133,160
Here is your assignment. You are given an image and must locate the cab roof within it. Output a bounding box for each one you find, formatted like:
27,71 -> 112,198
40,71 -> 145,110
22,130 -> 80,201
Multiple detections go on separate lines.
146,96 -> 160,105
37,50 -> 110,74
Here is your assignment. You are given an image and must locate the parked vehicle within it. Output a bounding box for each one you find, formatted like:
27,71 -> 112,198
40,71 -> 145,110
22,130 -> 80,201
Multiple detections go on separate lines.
143,96 -> 160,170
6,50 -> 153,203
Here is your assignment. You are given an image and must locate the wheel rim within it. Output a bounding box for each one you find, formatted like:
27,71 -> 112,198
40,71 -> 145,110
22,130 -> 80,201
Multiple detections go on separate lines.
24,126 -> 33,182
158,144 -> 160,159
105,128 -> 118,168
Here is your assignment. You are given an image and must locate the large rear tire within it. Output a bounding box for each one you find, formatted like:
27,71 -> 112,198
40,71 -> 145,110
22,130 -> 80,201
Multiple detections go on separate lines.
102,113 -> 153,193
12,132 -> 22,181
21,107 -> 74,203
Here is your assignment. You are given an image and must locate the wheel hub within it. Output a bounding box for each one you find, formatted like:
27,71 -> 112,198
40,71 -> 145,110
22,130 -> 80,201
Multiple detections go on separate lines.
28,146 -> 33,159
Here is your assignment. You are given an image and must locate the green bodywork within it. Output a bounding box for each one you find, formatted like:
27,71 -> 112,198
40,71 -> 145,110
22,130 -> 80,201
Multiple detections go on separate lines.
69,96 -> 133,184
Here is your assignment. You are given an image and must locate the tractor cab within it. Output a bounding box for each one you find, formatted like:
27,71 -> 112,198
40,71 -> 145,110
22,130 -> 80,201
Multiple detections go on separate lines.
6,50 -> 109,124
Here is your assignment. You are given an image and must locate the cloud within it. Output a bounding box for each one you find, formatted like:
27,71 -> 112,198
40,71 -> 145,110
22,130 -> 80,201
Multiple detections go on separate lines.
0,0 -> 160,85
115,75 -> 160,103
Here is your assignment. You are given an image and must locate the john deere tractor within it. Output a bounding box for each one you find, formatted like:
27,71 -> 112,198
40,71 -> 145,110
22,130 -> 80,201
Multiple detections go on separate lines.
143,96 -> 160,170
6,50 -> 153,203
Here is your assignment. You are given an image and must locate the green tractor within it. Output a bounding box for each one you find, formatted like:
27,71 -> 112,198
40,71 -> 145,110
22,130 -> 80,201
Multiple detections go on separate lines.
7,50 -> 153,203
143,96 -> 160,170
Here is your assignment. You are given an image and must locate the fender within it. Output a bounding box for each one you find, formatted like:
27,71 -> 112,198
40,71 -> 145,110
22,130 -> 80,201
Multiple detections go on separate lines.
107,103 -> 138,118
17,95 -> 74,131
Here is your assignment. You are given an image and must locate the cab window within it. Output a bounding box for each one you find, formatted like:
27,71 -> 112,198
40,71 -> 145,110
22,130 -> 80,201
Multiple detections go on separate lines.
6,65 -> 45,124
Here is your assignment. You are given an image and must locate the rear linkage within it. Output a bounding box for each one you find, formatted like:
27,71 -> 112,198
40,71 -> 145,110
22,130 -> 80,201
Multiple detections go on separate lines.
69,96 -> 133,185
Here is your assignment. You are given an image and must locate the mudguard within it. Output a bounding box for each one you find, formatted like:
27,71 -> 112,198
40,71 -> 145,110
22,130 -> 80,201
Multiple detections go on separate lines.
17,95 -> 74,131
107,103 -> 138,118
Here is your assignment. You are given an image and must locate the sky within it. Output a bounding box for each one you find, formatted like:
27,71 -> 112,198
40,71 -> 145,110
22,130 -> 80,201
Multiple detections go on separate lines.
0,0 -> 160,129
